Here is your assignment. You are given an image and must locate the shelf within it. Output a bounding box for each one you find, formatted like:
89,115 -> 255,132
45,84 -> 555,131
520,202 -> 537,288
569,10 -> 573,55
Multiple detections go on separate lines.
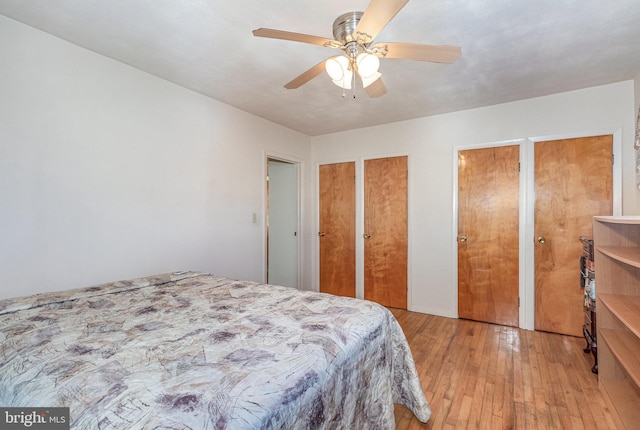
594,217 -> 640,429
600,328 -> 640,388
600,377 -> 640,430
594,216 -> 640,225
597,246 -> 640,269
599,294 -> 640,339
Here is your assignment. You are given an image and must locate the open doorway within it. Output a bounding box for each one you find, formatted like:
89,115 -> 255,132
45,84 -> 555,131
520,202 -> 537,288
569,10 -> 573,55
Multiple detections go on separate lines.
266,157 -> 300,288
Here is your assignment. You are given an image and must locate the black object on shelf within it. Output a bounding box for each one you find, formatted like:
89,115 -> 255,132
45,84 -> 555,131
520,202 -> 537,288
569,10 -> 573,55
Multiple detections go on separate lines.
580,236 -> 597,374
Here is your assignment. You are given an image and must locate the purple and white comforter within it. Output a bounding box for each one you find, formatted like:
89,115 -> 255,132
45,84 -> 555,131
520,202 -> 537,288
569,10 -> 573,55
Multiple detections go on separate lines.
0,272 -> 430,429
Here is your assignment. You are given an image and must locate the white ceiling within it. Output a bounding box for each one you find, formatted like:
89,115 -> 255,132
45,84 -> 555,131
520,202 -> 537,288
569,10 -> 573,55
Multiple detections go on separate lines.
2,0 -> 640,136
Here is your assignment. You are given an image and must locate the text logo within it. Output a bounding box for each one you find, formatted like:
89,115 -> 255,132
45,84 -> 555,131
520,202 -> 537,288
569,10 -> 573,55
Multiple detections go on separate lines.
1,408 -> 69,429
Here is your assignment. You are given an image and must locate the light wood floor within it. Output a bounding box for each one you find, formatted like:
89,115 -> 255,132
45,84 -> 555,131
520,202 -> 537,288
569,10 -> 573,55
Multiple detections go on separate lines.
391,309 -> 616,430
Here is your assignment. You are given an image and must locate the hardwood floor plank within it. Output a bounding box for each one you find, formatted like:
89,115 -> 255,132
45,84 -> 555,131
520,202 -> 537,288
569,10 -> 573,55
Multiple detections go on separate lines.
391,310 -> 614,429
478,382 -> 495,428
513,401 -> 526,429
453,395 -> 473,429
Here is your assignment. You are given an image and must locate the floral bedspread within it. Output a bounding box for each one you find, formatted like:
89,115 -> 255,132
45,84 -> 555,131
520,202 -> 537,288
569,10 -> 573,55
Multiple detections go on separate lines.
0,272 -> 430,429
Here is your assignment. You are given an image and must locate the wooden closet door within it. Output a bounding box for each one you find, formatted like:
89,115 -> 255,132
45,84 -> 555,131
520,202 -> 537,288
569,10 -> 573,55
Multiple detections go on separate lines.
319,162 -> 356,297
458,145 -> 520,327
534,135 -> 612,336
364,156 -> 408,309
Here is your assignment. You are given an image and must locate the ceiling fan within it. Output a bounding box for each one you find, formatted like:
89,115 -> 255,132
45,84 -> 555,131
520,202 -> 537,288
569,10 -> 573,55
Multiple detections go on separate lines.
252,0 -> 461,98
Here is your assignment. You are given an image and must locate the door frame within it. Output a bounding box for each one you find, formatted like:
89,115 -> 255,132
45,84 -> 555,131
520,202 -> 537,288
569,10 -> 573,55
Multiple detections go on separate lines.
453,128 -> 622,330
457,144 -> 521,326
317,160 -> 357,297
361,153 -> 411,306
453,139 -> 526,328
363,155 -> 410,309
265,152 -> 302,288
315,157 -> 360,297
315,152 -> 411,307
524,129 -> 621,330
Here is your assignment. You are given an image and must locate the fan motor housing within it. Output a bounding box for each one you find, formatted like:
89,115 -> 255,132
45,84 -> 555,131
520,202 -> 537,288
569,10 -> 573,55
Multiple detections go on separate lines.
332,11 -> 363,45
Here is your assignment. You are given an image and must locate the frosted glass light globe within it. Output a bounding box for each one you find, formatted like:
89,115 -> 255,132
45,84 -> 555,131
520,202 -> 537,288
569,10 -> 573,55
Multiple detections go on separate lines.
325,56 -> 349,81
356,53 -> 380,78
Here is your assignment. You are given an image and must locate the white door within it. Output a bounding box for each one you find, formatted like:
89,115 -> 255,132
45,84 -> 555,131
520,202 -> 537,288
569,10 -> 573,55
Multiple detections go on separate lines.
267,159 -> 298,288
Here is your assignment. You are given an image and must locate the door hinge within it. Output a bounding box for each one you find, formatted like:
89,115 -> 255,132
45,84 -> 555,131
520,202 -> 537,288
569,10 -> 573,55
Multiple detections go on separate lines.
518,162 -> 521,172
518,297 -> 521,307
612,153 -> 615,165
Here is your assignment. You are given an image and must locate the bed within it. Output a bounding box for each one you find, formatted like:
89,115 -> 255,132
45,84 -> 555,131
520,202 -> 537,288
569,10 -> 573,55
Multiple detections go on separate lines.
0,272 -> 430,429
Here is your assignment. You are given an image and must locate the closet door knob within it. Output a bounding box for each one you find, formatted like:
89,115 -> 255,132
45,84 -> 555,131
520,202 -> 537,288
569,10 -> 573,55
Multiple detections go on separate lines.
318,232 -> 326,237
363,233 -> 371,239
537,236 -> 546,244
458,235 -> 468,243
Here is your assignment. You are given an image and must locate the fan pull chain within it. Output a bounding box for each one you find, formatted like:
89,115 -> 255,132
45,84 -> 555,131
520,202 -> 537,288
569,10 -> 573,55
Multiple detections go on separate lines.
352,68 -> 357,99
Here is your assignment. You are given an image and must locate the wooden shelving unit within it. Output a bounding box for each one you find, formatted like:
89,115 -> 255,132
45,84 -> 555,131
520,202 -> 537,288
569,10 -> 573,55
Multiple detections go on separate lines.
594,216 -> 640,429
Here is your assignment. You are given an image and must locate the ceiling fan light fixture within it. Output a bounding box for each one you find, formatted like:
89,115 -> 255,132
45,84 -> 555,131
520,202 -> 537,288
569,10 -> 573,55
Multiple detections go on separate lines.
356,52 -> 380,78
361,71 -> 382,89
253,2 -> 461,98
325,55 -> 350,81
325,57 -> 343,81
332,68 -> 353,89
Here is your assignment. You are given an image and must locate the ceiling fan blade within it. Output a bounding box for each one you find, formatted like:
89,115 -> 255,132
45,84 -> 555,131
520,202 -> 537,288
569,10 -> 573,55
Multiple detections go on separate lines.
354,0 -> 409,44
284,60 -> 328,89
253,28 -> 341,48
365,77 -> 387,98
372,42 -> 461,63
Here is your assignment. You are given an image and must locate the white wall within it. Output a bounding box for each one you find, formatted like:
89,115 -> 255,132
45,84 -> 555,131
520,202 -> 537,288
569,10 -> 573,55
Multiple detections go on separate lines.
311,81 -> 638,319
2,14 -> 637,319
0,16 -> 312,300
635,72 -> 640,114
634,72 -> 640,203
